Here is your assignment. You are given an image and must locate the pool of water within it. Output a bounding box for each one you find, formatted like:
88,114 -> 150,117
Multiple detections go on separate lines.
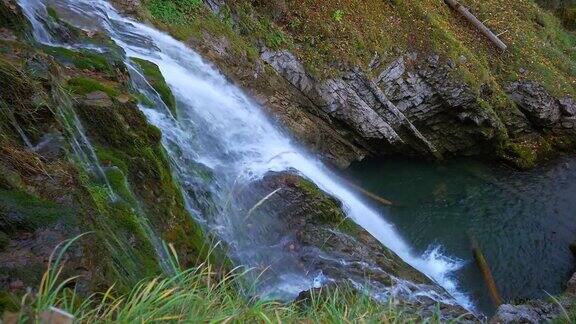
346,156 -> 576,314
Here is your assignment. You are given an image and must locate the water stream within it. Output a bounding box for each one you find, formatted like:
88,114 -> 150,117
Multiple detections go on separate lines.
19,0 -> 472,310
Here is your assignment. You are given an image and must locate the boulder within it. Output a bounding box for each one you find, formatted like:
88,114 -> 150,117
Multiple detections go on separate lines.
233,171 -> 471,319
507,81 -> 562,127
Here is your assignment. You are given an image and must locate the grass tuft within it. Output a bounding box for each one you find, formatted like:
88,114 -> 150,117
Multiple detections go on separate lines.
6,234 -> 446,323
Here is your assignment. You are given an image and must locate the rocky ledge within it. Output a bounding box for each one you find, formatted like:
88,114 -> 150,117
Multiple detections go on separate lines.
234,171 -> 474,320
261,49 -> 576,169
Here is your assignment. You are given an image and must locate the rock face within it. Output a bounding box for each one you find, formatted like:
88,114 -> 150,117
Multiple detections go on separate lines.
108,0 -> 575,169
186,34 -> 369,168
261,50 -> 446,160
507,81 -> 576,131
376,55 -> 506,155
0,2 -> 211,304
204,0 -> 226,13
108,0 -> 576,167
233,171 -> 472,320
261,47 -> 576,167
262,50 -> 498,159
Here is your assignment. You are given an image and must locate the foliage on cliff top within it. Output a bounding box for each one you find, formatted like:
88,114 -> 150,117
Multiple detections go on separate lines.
252,0 -> 575,97
142,0 -> 575,99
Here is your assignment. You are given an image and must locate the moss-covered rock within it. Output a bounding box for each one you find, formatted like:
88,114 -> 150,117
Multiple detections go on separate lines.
0,231 -> 8,251
66,77 -> 120,98
236,171 -> 432,287
131,57 -> 177,115
0,190 -> 64,232
0,0 -> 30,38
74,86 -> 210,271
0,290 -> 19,314
229,170 -> 468,316
0,17 -> 217,294
44,46 -> 117,75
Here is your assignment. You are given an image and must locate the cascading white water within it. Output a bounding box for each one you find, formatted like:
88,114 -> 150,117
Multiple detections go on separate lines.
20,0 -> 472,309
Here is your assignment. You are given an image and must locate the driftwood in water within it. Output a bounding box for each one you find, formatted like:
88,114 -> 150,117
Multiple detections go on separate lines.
445,0 -> 508,51
470,235 -> 503,307
344,180 -> 394,206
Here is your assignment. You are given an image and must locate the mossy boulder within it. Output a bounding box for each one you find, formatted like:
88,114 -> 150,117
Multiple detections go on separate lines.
235,171 -> 436,290
0,290 -> 19,314
231,170 -> 468,316
131,58 -> 177,115
74,89 -> 210,271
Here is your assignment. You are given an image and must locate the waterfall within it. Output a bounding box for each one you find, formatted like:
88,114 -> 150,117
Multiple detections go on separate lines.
19,0 -> 472,309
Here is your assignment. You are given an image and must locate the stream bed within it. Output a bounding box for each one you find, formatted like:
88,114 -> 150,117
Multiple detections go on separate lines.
347,156 -> 576,314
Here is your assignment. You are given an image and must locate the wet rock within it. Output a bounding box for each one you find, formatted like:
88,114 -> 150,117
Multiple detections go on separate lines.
236,171 -> 470,319
0,28 -> 16,41
559,97 -> 576,117
112,0 -> 142,14
204,0 -> 227,13
0,226 -> 84,293
31,133 -> 65,162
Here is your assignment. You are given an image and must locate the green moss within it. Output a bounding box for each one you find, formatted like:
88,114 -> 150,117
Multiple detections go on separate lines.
502,136 -> 555,169
43,46 -> 115,75
295,177 -> 359,235
76,99 -> 161,149
505,142 -> 538,169
134,92 -> 155,107
0,291 -> 19,314
66,77 -> 120,97
76,96 -> 213,268
46,6 -> 60,21
0,189 -> 65,231
0,231 -> 8,251
131,58 -> 177,115
0,1 -> 30,37
147,0 -> 204,25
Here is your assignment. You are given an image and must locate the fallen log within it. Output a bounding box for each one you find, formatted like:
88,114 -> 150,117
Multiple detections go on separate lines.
470,235 -> 503,307
344,180 -> 394,206
445,0 -> 508,51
